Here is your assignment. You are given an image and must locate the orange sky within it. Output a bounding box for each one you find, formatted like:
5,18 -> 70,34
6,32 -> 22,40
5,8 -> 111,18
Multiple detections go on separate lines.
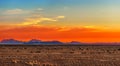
1,0 -> 120,43
1,26 -> 120,42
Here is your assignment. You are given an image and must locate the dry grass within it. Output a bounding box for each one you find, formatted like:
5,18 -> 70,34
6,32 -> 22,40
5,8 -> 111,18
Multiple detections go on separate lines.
0,45 -> 120,66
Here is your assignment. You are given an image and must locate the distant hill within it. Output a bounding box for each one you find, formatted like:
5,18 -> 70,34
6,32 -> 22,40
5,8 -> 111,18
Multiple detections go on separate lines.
0,39 -> 24,44
0,39 -> 64,45
39,41 -> 63,45
1,39 -> 120,45
25,39 -> 63,45
25,39 -> 42,44
69,41 -> 81,44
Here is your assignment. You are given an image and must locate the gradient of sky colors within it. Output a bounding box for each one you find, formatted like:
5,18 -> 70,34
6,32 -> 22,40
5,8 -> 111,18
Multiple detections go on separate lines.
1,0 -> 120,42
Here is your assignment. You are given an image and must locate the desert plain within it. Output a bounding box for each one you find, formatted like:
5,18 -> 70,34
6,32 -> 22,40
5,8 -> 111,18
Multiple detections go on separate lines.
0,45 -> 120,66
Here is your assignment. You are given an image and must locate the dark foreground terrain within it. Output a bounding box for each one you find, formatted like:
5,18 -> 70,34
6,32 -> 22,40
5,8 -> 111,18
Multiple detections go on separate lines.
0,45 -> 120,66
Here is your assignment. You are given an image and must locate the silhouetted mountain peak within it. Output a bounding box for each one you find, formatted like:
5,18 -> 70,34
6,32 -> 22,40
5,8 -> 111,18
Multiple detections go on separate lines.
69,41 -> 81,44
28,39 -> 41,43
1,39 -> 23,44
0,39 -> 83,45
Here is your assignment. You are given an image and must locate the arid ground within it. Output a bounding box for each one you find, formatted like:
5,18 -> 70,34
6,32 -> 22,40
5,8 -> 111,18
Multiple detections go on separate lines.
0,45 -> 120,66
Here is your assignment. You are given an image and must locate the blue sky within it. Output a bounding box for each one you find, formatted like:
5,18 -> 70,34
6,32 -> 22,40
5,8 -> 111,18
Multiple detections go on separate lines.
0,0 -> 120,29
0,0 -> 116,9
1,0 -> 120,42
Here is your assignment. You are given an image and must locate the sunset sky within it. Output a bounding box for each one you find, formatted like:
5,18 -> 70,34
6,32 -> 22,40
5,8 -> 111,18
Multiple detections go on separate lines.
1,0 -> 120,42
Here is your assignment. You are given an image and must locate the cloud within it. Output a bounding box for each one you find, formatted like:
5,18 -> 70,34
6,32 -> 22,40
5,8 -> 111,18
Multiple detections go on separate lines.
30,8 -> 44,15
21,17 -> 57,25
56,16 -> 65,19
37,8 -> 44,11
4,9 -> 28,15
19,15 -> 65,26
1,8 -> 65,27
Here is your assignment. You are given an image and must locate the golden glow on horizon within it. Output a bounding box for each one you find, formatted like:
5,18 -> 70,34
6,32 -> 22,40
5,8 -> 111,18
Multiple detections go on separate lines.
1,0 -> 120,43
1,25 -> 120,42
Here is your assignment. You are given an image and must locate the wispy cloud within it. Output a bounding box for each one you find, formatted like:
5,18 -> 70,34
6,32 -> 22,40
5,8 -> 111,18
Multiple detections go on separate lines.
37,8 -> 44,11
56,16 -> 65,19
3,9 -> 28,15
19,15 -> 65,26
1,8 -> 65,26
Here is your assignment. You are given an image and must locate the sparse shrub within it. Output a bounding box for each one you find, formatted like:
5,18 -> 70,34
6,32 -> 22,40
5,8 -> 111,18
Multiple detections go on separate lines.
118,48 -> 120,51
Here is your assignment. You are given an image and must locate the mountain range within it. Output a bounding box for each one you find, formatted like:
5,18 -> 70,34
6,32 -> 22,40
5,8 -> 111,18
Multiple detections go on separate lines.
0,39 -> 81,45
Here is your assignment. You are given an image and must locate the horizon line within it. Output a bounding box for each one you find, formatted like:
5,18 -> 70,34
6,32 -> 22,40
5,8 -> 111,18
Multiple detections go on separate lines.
1,38 -> 120,43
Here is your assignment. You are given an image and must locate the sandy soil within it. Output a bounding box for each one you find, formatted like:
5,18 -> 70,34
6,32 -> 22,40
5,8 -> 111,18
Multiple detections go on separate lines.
0,45 -> 120,66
